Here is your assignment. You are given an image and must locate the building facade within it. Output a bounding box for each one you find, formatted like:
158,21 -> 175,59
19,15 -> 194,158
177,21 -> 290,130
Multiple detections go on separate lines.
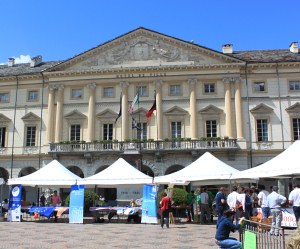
0,27 -> 300,201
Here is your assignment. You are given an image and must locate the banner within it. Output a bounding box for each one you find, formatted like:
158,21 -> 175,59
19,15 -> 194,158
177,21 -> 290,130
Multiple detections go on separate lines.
7,185 -> 22,222
29,206 -> 55,219
141,184 -> 158,224
69,185 -> 84,224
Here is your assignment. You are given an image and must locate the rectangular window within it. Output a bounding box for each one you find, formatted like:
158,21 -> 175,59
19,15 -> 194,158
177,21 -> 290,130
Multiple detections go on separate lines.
70,124 -> 81,142
292,118 -> 300,141
206,120 -> 217,137
256,119 -> 268,142
103,124 -> 113,140
289,81 -> 300,91
0,127 -> 6,147
28,90 -> 39,101
103,87 -> 114,97
204,83 -> 215,93
170,85 -> 181,96
26,126 -> 36,147
137,122 -> 147,140
254,82 -> 265,92
171,122 -> 182,138
0,93 -> 9,103
136,86 -> 147,97
71,89 -> 83,99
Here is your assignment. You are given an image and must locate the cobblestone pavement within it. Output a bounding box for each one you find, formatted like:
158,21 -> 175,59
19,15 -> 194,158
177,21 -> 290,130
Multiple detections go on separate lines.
0,220 -> 295,249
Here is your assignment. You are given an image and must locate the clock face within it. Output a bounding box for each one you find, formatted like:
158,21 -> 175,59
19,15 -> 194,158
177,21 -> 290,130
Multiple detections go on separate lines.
12,186 -> 20,197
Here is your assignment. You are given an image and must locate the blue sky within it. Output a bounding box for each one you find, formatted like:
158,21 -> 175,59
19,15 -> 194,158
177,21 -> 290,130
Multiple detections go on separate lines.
1,0 -> 299,64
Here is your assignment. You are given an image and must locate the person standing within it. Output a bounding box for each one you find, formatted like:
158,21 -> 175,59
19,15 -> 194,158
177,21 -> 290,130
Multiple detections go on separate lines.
186,190 -> 195,222
288,184 -> 300,224
215,187 -> 228,224
215,209 -> 245,249
257,185 -> 270,218
267,186 -> 287,236
227,186 -> 239,224
51,190 -> 62,222
200,188 -> 211,224
160,192 -> 171,228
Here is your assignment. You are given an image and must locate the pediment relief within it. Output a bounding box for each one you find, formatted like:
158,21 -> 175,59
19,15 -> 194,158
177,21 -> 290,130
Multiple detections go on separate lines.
21,112 -> 40,122
199,105 -> 223,115
64,110 -> 87,120
96,109 -> 118,119
0,114 -> 11,123
250,103 -> 273,114
286,102 -> 300,114
164,106 -> 188,116
48,28 -> 243,72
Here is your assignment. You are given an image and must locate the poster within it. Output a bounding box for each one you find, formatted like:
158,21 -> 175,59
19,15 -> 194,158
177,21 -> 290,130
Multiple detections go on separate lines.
141,184 -> 158,224
7,185 -> 22,222
244,231 -> 257,249
69,185 -> 84,224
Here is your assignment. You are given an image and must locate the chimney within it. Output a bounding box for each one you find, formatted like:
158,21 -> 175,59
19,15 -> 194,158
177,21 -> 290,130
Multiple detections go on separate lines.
222,44 -> 233,54
8,58 -> 15,67
290,42 -> 298,53
30,55 -> 42,67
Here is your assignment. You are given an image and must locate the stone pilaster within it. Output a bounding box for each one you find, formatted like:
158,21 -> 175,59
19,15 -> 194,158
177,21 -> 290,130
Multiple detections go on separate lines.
188,78 -> 198,140
120,81 -> 129,140
234,78 -> 244,139
55,85 -> 64,143
47,86 -> 56,143
87,83 -> 96,142
223,78 -> 233,138
154,79 -> 163,140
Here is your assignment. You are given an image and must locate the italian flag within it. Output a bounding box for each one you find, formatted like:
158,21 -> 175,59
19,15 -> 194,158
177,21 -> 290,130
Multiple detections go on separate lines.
128,92 -> 140,113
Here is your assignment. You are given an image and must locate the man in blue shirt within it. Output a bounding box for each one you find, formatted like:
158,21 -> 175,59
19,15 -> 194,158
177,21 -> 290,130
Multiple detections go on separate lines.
215,187 -> 228,223
215,209 -> 245,249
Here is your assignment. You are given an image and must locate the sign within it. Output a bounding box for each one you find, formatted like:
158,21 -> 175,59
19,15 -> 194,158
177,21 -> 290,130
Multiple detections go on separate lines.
69,185 -> 84,224
244,231 -> 256,249
7,185 -> 22,222
141,184 -> 158,224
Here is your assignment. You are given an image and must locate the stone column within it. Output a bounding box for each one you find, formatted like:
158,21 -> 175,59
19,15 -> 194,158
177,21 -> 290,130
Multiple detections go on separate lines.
234,78 -> 244,139
55,85 -> 64,143
154,80 -> 163,140
188,79 -> 198,140
223,78 -> 233,138
120,81 -> 129,140
47,86 -> 56,143
87,83 -> 96,142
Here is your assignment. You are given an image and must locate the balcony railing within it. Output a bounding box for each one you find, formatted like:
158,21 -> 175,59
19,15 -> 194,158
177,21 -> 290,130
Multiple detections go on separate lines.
49,139 -> 238,153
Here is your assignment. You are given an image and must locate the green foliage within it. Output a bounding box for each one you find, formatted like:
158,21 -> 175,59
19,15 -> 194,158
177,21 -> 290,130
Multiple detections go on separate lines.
65,189 -> 99,213
158,188 -> 188,206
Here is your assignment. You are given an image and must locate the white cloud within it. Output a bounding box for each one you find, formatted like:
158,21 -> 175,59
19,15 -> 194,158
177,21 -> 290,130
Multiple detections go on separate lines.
14,55 -> 31,64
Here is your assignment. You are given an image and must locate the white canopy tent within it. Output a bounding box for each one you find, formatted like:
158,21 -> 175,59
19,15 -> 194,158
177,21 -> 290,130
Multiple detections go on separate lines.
231,140 -> 300,179
154,152 -> 251,186
7,160 -> 83,187
79,158 -> 153,187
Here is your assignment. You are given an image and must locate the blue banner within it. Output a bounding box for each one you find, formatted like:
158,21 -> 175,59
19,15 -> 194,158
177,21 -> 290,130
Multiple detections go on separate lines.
141,184 -> 158,224
69,185 -> 84,224
29,206 -> 55,219
8,185 -> 22,222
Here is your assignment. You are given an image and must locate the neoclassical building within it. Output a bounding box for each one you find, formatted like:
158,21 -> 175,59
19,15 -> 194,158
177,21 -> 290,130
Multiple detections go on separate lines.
0,27 -> 299,201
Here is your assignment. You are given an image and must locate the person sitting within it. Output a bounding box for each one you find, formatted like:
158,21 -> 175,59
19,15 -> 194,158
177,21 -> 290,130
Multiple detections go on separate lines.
215,209 -> 245,249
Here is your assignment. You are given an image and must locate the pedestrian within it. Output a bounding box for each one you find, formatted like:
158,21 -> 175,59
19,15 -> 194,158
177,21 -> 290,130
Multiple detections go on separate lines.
267,186 -> 287,236
257,185 -> 270,218
39,192 -> 46,207
244,188 -> 252,220
215,187 -> 228,224
288,184 -> 300,224
215,209 -> 245,249
160,192 -> 171,228
227,186 -> 239,224
186,190 -> 195,222
200,188 -> 211,224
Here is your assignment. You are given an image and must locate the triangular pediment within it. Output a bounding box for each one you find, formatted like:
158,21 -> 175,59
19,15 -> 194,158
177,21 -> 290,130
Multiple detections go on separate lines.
286,102 -> 300,113
164,106 -> 188,116
199,105 -> 223,114
250,103 -> 273,114
21,112 -> 40,122
131,107 -> 148,116
0,114 -> 11,123
64,110 -> 86,120
47,27 -> 243,72
96,109 -> 118,119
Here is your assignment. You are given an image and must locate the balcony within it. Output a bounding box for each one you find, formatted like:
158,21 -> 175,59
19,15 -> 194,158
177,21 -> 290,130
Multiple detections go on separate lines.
49,138 -> 238,156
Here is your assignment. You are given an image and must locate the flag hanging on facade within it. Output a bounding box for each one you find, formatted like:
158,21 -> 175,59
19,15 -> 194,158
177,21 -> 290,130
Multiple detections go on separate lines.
146,96 -> 156,122
128,90 -> 140,113
115,93 -> 122,124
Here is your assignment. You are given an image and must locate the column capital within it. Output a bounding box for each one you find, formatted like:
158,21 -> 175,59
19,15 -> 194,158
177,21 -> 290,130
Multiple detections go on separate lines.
87,82 -> 96,89
153,79 -> 163,86
120,81 -> 129,89
55,84 -> 65,90
223,77 -> 241,84
48,85 -> 56,91
188,78 -> 198,85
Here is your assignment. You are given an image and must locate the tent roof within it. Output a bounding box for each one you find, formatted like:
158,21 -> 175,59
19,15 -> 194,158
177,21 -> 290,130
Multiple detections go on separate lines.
231,140 -> 300,179
7,160 -> 83,187
154,152 -> 241,185
80,158 -> 153,187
